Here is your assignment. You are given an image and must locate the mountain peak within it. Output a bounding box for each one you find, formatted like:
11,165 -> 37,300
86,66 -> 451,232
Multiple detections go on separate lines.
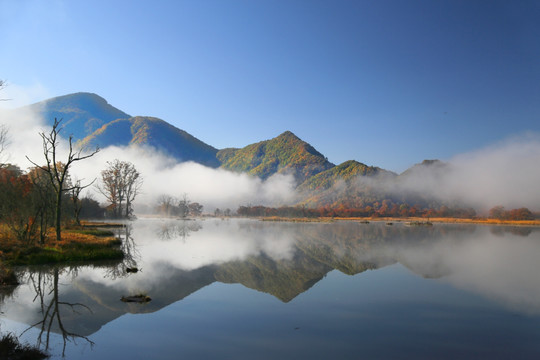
277,130 -> 299,139
48,92 -> 105,102
420,159 -> 443,166
399,159 -> 447,177
28,92 -> 130,141
34,92 -> 121,112
217,131 -> 334,183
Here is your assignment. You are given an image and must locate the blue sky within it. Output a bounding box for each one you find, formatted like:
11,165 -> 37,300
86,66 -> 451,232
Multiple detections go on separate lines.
1,0 -> 539,172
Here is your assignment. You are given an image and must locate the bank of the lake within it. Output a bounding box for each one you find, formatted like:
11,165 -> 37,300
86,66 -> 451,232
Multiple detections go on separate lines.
258,216 -> 540,226
0,225 -> 124,271
2,218 -> 539,359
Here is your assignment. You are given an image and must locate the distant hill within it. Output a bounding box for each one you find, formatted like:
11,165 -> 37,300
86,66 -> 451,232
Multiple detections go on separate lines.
297,160 -> 397,208
398,159 -> 447,179
80,116 -> 220,167
28,92 -> 130,141
298,160 -> 392,192
217,131 -> 334,183
296,159 -> 457,209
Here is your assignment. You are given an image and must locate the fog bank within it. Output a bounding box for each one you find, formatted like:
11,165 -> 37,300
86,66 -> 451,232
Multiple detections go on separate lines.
2,103 -> 539,212
0,106 -> 297,211
397,134 -> 540,210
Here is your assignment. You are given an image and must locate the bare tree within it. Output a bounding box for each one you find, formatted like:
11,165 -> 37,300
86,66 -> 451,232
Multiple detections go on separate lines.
156,194 -> 176,216
27,166 -> 56,244
0,124 -> 9,165
177,193 -> 190,218
0,79 -> 8,101
122,162 -> 142,218
27,118 -> 99,241
97,160 -> 142,219
69,178 -> 95,226
0,80 -> 10,164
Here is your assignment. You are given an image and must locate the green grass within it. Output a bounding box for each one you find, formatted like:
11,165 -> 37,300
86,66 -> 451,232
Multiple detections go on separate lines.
7,240 -> 124,266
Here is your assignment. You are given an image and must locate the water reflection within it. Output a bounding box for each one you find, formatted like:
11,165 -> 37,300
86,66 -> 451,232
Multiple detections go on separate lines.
104,224 -> 140,280
156,220 -> 202,241
20,266 -> 95,356
1,219 -> 540,357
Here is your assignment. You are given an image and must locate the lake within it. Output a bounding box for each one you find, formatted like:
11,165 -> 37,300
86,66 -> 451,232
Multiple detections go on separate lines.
1,219 -> 540,359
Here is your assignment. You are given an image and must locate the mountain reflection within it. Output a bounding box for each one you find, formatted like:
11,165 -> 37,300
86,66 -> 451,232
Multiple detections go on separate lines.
1,219 -> 540,342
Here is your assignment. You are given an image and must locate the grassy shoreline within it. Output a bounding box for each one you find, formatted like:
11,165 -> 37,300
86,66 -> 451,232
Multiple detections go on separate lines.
0,224 -> 125,281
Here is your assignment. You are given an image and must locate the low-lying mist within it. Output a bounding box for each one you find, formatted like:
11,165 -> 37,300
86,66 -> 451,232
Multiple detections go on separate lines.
393,134 -> 540,211
0,106 -> 298,211
326,134 -> 540,213
1,104 -> 539,213
73,145 -> 298,211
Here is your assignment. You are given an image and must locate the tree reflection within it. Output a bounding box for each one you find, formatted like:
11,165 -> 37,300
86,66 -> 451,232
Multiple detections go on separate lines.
490,226 -> 532,237
21,266 -> 94,357
156,220 -> 202,241
104,224 -> 141,280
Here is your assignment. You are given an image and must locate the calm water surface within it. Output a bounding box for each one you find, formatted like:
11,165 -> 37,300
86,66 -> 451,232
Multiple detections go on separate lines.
1,219 -> 540,359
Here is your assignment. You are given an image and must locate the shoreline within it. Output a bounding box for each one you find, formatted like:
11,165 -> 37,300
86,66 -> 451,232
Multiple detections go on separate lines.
258,216 -> 540,226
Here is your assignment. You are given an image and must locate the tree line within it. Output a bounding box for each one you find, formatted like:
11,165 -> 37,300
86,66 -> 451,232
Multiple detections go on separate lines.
488,206 -> 535,221
237,203 -> 539,220
155,194 -> 203,218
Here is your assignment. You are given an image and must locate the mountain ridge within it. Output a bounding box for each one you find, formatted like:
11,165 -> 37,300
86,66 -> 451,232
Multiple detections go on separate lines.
17,92 -> 450,209
81,116 -> 220,167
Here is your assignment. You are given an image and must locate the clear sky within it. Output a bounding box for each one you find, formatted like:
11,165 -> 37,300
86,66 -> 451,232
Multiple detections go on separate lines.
1,0 -> 539,172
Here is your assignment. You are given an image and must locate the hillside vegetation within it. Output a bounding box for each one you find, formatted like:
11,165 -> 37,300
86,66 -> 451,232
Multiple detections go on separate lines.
217,131 -> 334,183
81,116 -> 220,167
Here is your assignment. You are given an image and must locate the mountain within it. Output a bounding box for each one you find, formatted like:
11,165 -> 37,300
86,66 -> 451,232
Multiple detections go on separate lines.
298,160 -> 392,192
80,116 -> 220,167
217,131 -> 334,183
398,159 -> 447,179
19,92 -> 455,210
297,160 -> 397,208
28,92 -> 130,141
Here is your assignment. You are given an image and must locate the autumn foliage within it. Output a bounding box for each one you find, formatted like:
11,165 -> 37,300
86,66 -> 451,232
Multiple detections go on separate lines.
237,203 -> 477,219
488,206 -> 534,221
